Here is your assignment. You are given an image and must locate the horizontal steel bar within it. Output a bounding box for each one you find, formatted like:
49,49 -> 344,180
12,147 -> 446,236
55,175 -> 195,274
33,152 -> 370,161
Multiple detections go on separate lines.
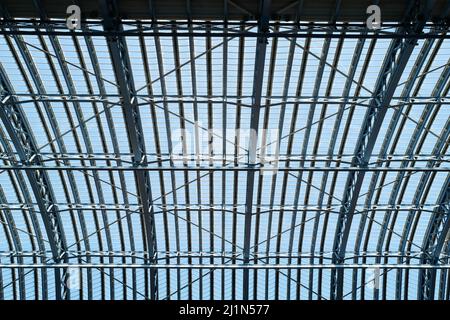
3,19 -> 442,28
0,250 -> 437,259
1,263 -> 450,269
0,28 -> 448,39
2,153 -> 448,163
0,203 -> 442,214
0,164 -> 447,172
1,152 -> 447,162
8,93 -> 449,103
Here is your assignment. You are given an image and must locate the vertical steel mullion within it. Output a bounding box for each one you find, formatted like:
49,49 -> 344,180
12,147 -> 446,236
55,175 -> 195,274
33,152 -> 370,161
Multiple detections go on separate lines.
221,3 -> 228,299
187,20 -> 204,300
262,25 -> 279,300
277,3 -> 304,300
137,22 -> 166,299
251,31 -> 276,296
285,29 -> 311,300
205,24 -> 215,300
242,0 -> 271,300
171,23 -> 188,299
151,23 -> 179,299
185,1 -> 195,300
229,23 -> 246,300
307,30 -> 345,300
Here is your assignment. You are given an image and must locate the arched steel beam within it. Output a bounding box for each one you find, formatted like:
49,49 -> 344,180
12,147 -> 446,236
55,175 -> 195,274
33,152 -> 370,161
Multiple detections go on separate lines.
418,173 -> 450,298
32,1 -> 117,298
151,22 -> 181,299
438,222 -> 450,299
0,193 -> 14,299
0,126 -> 49,299
0,65 -> 69,299
374,36 -> 445,300
395,63 -> 450,300
283,17 -> 312,302
302,2 -> 342,299
272,21 -> 300,300
99,0 -> 158,300
329,0 -> 435,300
0,186 -> 25,299
333,35 -> 366,299
0,5 -> 94,299
137,18 -> 172,298
80,22 -> 136,299
355,32 -> 437,300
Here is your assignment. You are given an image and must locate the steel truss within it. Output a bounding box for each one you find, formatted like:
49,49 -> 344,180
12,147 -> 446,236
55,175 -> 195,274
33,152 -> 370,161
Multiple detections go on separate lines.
5,93 -> 450,107
0,0 -> 448,301
0,67 -> 69,299
2,263 -> 450,270
330,0 -> 437,300
0,153 -> 447,163
0,203 -> 443,214
0,20 -> 448,39
0,164 -> 447,172
418,176 -> 450,299
99,0 -> 158,300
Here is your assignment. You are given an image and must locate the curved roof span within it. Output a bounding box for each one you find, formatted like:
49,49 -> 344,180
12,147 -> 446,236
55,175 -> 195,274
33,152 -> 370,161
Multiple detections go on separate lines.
0,0 -> 449,300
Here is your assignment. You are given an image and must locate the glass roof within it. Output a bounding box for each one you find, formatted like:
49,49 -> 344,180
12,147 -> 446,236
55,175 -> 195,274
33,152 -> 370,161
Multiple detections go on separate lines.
0,7 -> 449,300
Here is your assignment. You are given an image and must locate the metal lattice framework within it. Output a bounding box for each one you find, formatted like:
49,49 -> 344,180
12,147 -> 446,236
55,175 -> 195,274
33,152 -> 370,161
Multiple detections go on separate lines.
0,0 -> 449,300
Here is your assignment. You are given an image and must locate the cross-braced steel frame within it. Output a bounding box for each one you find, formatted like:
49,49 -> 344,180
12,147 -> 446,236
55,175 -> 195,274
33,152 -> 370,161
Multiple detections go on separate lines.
0,0 -> 449,300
